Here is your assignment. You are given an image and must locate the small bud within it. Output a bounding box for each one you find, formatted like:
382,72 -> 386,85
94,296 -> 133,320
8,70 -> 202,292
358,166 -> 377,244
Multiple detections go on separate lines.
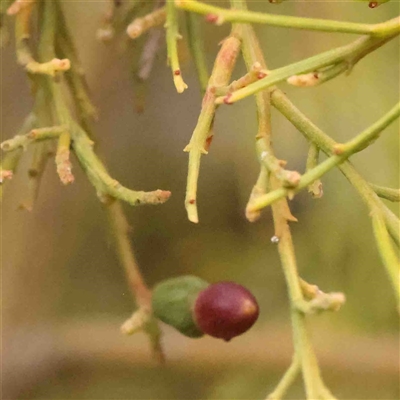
193,282 -> 259,341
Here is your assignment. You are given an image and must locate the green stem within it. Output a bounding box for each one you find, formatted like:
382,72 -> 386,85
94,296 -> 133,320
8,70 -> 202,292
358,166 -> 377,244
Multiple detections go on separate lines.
306,143 -> 323,198
266,353 -> 300,400
369,183 -> 400,202
238,12 -> 335,398
176,0 -> 400,36
185,11 -> 209,93
248,102 -> 400,212
216,33 -> 398,104
271,90 -> 400,247
371,210 -> 400,304
106,200 -> 165,363
184,23 -> 242,222
166,0 -> 188,93
1,125 -> 65,151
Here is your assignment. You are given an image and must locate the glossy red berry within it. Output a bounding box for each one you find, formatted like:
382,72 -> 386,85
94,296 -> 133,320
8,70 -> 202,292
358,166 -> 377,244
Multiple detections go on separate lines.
193,282 -> 259,341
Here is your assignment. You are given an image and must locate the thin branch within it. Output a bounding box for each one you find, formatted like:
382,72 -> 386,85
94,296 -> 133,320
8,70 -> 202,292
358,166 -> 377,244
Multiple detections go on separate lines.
271,90 -> 400,247
215,33 -> 398,105
185,11 -> 208,93
1,126 -> 65,152
371,209 -> 400,305
55,131 -> 74,185
266,353 -> 300,400
305,143 -> 322,198
184,23 -> 242,222
107,200 -> 165,363
238,12 -> 337,399
166,0 -> 187,93
247,102 -> 400,212
369,183 -> 400,202
127,6 -> 166,39
176,0 -> 400,36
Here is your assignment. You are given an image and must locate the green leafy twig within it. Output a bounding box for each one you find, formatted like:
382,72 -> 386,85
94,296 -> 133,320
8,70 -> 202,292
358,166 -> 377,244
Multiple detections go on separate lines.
215,33 -> 398,105
166,0 -> 187,93
271,90 -> 399,246
247,102 -> 400,212
237,10 -> 339,398
270,91 -> 400,300
184,23 -> 242,222
175,0 -> 400,36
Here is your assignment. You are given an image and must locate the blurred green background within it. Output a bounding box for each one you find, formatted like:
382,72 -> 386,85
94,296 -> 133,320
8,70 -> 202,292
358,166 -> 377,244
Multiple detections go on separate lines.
1,1 -> 399,399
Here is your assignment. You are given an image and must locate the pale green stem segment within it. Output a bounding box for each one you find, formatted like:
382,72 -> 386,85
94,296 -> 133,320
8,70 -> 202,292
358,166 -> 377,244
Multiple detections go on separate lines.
127,6 -> 166,39
54,0 -> 97,134
266,353 -> 300,400
271,90 -> 400,248
184,24 -> 242,223
107,200 -> 165,364
371,210 -> 400,305
305,143 -> 322,198
176,0 -> 400,36
237,8 -> 338,397
185,11 -> 209,93
248,102 -> 400,212
166,0 -> 188,93
369,183 -> 400,202
271,91 -> 400,300
216,33 -> 398,104
0,114 -> 36,200
35,0 -> 171,207
1,126 -> 65,151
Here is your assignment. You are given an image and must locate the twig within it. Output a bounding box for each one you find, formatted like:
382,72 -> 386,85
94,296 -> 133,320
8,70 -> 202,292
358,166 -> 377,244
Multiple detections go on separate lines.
215,33 -> 398,105
247,102 -> 400,212
184,23 -> 242,223
107,200 -> 165,363
369,183 -> 400,202
271,90 -> 400,247
20,143 -> 53,211
55,131 -> 74,185
371,209 -> 400,305
238,12 -> 337,398
305,143 -> 323,198
1,126 -> 65,152
127,6 -> 166,39
176,0 -> 400,36
266,353 -> 300,400
166,0 -> 187,93
54,0 -> 97,134
185,11 -> 208,93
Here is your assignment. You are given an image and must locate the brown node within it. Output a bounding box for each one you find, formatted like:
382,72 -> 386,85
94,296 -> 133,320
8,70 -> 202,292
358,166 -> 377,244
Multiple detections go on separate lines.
189,199 -> 196,205
368,1 -> 378,8
174,69 -> 181,76
257,72 -> 267,79
205,13 -> 218,24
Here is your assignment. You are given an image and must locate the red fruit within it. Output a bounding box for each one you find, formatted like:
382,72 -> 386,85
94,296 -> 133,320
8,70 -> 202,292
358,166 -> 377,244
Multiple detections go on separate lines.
193,282 -> 259,341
